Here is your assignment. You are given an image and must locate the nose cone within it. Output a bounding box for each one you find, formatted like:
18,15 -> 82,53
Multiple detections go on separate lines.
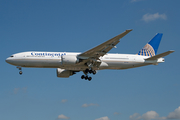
6,57 -> 10,63
6,57 -> 15,65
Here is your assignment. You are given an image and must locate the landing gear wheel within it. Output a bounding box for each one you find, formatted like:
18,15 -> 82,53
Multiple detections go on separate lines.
19,71 -> 22,75
85,69 -> 96,75
88,77 -> 92,81
85,76 -> 88,80
82,69 -> 94,81
85,69 -> 89,73
81,75 -> 85,79
92,70 -> 96,75
81,75 -> 92,81
17,66 -> 22,75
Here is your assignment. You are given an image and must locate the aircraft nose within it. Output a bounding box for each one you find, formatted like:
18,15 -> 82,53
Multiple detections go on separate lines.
6,56 -> 17,66
5,57 -> 10,63
6,57 -> 13,64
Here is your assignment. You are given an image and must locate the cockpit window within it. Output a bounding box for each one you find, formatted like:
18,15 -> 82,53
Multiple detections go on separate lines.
10,56 -> 14,57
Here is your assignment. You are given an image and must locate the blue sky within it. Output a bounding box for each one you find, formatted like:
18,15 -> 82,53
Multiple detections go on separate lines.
1,0 -> 180,120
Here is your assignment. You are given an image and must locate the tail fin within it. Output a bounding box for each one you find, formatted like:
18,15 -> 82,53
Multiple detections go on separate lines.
137,33 -> 163,57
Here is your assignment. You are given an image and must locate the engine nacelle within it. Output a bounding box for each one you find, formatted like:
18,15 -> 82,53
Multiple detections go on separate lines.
56,68 -> 75,78
61,55 -> 79,65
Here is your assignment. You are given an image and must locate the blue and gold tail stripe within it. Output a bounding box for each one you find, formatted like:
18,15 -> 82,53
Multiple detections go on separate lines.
137,44 -> 155,57
137,33 -> 163,57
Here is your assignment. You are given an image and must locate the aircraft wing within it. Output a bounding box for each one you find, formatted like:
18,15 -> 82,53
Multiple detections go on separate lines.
78,29 -> 132,59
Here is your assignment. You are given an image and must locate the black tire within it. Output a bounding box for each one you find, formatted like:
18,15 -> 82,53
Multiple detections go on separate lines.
88,77 -> 92,81
85,76 -> 88,80
85,69 -> 89,73
19,71 -> 22,75
93,70 -> 96,75
81,75 -> 85,79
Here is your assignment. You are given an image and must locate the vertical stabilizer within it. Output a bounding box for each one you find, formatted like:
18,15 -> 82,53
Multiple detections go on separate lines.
137,33 -> 163,57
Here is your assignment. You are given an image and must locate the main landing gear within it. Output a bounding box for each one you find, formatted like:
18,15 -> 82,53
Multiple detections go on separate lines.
81,69 -> 96,81
81,75 -> 92,81
17,66 -> 22,75
85,69 -> 96,75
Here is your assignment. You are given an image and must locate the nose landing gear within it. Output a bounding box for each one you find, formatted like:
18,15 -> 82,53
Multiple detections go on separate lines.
19,71 -> 22,75
17,66 -> 22,75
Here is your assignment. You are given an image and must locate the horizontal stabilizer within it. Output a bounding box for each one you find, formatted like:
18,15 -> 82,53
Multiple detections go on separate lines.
145,50 -> 174,60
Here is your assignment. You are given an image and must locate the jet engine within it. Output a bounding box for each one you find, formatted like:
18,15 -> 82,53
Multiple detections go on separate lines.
61,55 -> 80,65
56,68 -> 75,78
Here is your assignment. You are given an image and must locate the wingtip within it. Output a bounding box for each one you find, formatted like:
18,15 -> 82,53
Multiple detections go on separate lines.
126,29 -> 133,31
169,50 -> 175,53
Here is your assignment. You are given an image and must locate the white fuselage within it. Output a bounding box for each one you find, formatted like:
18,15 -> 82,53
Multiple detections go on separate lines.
6,51 -> 164,71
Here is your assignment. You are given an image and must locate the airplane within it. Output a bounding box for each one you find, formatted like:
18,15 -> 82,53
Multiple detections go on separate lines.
6,30 -> 174,81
